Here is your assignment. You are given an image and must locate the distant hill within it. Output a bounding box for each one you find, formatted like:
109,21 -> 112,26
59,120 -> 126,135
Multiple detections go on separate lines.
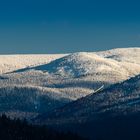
1,48 -> 140,119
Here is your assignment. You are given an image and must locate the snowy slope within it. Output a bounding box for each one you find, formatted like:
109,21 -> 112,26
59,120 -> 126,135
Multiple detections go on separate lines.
33,51 -> 140,81
35,74 -> 140,125
5,48 -> 140,89
0,54 -> 66,74
0,47 -> 140,119
39,52 -> 128,77
97,47 -> 140,64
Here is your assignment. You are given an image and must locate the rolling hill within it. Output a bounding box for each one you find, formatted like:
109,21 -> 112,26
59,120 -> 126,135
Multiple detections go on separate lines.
1,47 -> 140,119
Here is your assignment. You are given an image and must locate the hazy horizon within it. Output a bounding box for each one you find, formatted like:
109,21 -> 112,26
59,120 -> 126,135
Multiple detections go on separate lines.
0,47 -> 139,55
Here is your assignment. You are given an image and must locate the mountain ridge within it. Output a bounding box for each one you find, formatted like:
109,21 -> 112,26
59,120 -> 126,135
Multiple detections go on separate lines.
0,47 -> 140,120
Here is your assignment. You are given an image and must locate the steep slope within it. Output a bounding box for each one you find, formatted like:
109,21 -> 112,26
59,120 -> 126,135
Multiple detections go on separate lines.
35,74 -> 140,124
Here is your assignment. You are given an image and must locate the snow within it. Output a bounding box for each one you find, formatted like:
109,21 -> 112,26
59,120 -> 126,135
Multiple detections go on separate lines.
0,54 -> 66,74
36,73 -> 140,125
0,47 -> 140,119
49,51 -> 139,80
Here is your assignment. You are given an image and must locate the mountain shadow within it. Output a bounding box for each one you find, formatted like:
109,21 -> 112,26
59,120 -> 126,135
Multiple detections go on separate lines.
0,114 -> 87,140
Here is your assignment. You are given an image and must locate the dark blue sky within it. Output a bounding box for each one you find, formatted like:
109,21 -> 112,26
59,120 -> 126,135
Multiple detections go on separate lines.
0,0 -> 140,54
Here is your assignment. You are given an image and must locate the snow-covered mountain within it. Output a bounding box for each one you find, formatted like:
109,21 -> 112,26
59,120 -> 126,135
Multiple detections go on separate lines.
1,47 -> 140,119
36,52 -> 130,78
35,74 -> 140,125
